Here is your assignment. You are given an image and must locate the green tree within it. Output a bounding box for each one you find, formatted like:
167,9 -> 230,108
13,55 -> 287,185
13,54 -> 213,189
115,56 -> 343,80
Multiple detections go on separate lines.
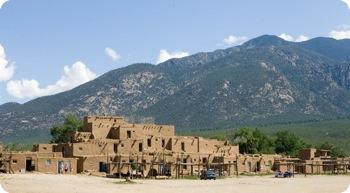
316,141 -> 347,158
274,131 -> 309,156
229,128 -> 273,154
252,129 -> 274,154
229,128 -> 256,154
50,115 -> 83,143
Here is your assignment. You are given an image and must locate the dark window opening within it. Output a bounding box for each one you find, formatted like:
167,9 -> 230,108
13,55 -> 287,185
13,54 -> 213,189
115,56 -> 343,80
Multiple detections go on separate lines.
181,142 -> 185,151
127,130 -> 131,138
183,159 -> 187,169
162,139 -> 165,148
114,144 -> 118,153
147,138 -> 152,147
202,158 -> 207,164
139,143 -> 143,152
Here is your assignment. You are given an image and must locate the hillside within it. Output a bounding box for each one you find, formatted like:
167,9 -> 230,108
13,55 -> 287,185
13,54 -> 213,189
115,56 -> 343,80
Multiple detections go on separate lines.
1,35 -> 350,143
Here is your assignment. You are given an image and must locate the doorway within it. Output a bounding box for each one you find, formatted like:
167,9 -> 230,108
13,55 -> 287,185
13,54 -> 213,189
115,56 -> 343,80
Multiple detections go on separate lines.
25,158 -> 33,172
99,162 -> 107,173
58,161 -> 64,174
256,162 -> 261,172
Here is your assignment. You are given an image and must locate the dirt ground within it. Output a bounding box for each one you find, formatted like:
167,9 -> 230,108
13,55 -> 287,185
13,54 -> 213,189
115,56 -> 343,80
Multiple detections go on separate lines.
0,173 -> 349,193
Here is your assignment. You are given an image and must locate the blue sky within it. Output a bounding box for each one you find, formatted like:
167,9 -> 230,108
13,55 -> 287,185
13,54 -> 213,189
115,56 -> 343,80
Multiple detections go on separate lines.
0,0 -> 350,104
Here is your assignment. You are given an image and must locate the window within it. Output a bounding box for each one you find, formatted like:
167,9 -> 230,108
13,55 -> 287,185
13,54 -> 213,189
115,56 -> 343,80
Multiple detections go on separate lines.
127,130 -> 131,138
183,159 -> 187,169
147,138 -> 152,147
43,147 -> 47,150
181,142 -> 185,151
202,158 -> 207,164
12,160 -> 17,164
121,143 -> 124,147
139,143 -> 143,152
162,139 -> 165,148
79,147 -> 83,151
46,159 -> 51,165
114,144 -> 118,152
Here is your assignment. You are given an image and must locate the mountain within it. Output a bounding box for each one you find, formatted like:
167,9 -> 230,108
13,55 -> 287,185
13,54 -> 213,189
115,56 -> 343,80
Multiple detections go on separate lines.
2,35 -> 350,143
0,102 -> 20,113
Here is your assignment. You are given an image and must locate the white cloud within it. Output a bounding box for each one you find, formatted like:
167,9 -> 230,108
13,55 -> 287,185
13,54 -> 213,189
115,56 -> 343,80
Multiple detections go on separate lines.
0,44 -> 15,81
6,61 -> 96,99
104,47 -> 121,62
278,33 -> 309,42
156,49 -> 189,64
0,0 -> 8,9
223,35 -> 247,46
329,30 -> 350,39
279,33 -> 294,41
342,0 -> 350,9
295,35 -> 309,42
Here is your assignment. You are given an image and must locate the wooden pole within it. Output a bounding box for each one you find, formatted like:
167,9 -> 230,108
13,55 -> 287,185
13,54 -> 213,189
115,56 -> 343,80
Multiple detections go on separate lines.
228,163 -> 231,176
198,159 -> 200,178
118,162 -> 121,179
176,162 -> 179,179
235,156 -> 239,177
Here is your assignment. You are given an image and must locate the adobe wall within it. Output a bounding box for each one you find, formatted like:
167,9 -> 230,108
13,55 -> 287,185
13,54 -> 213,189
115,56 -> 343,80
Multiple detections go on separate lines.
68,132 -> 93,143
82,116 -> 128,139
2,152 -> 63,173
33,144 -> 56,153
236,154 -> 279,173
171,137 -> 199,153
134,124 -> 175,137
303,160 -> 324,174
76,155 -> 113,173
72,142 -> 115,156
299,148 -> 316,160
2,152 -> 30,173
36,157 -> 78,174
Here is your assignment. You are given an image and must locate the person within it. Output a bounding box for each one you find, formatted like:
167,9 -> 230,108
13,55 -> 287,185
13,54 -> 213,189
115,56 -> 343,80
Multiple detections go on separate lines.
64,163 -> 68,173
59,162 -> 64,174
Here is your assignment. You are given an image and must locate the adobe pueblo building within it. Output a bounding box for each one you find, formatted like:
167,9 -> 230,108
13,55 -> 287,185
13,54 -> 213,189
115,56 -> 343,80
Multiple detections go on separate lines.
0,116 -> 242,177
1,116 -> 349,177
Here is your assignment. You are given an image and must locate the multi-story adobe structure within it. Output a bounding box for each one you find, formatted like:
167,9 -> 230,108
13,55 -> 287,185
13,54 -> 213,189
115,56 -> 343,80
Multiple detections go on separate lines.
275,148 -> 350,174
60,116 -> 242,177
1,116 -> 348,177
0,116 -> 243,177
